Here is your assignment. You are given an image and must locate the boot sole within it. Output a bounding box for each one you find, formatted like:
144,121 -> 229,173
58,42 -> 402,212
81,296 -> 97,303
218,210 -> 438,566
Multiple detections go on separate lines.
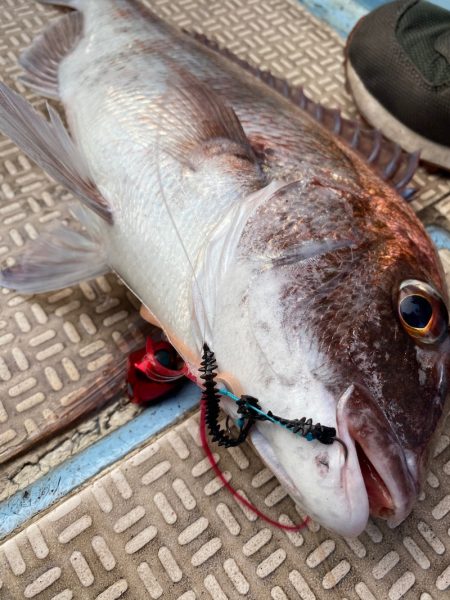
345,61 -> 450,171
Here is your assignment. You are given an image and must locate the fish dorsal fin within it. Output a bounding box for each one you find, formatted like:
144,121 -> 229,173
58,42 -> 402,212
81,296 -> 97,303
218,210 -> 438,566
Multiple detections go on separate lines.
0,83 -> 112,222
19,11 -> 83,100
184,31 -> 419,198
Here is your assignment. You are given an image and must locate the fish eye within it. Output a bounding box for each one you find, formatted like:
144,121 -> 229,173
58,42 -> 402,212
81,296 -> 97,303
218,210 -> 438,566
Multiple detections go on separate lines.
398,280 -> 448,344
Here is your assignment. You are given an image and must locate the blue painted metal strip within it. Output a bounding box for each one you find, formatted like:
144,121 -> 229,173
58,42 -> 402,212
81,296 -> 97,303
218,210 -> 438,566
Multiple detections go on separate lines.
355,0 -> 449,13
356,0 -> 396,9
298,0 -> 367,37
0,384 -> 198,539
4,0 -> 449,542
299,0 -> 449,38
426,225 -> 450,252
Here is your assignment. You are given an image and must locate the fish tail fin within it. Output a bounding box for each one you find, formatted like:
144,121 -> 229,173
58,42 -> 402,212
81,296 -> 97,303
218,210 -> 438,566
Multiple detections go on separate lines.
0,83 -> 112,222
19,11 -> 83,100
0,316 -> 151,465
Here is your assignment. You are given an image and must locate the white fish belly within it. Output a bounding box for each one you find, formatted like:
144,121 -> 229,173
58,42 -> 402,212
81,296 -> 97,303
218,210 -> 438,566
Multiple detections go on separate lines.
58,0 -> 258,359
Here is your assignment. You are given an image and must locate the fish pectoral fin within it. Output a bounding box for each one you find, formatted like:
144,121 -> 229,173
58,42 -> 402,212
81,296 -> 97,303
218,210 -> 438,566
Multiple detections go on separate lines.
0,224 -> 109,294
165,70 -> 258,169
19,10 -> 83,100
0,83 -> 112,223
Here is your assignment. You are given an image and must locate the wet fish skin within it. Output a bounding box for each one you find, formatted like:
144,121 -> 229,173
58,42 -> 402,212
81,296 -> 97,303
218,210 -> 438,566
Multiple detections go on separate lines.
211,169 -> 449,531
0,0 -> 449,536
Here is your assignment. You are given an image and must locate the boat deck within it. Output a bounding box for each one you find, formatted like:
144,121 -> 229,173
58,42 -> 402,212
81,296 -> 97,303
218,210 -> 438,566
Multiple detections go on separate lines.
0,1 -> 449,598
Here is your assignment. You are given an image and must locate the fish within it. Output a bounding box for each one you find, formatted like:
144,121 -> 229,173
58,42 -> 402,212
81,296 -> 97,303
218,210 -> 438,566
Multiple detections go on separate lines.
0,0 -> 449,537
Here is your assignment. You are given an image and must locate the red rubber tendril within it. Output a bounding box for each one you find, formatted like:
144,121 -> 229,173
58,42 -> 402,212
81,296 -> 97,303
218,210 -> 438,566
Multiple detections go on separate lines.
200,395 -> 309,532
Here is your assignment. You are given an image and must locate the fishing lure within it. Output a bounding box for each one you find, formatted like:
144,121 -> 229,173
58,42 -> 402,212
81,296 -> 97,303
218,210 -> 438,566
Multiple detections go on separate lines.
127,336 -> 188,403
199,344 -> 348,458
128,338 -> 348,459
127,337 -> 313,532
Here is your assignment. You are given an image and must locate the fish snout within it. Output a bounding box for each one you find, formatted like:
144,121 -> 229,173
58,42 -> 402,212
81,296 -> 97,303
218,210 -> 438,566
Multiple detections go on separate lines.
337,385 -> 418,527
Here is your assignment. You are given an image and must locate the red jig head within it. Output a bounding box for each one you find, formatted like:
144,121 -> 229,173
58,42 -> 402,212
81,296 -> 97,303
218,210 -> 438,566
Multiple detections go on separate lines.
127,337 -> 188,404
127,337 -> 309,531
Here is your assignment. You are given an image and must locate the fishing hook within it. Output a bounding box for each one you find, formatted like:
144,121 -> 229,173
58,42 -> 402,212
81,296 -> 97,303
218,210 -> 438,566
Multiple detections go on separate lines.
200,343 -> 348,460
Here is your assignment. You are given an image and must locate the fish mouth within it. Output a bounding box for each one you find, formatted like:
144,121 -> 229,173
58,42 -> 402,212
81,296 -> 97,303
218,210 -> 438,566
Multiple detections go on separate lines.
337,385 -> 418,526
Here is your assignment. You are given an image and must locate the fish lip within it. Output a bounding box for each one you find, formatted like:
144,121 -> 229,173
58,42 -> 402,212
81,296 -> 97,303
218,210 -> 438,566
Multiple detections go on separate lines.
337,384 -> 418,527
249,387 -> 370,537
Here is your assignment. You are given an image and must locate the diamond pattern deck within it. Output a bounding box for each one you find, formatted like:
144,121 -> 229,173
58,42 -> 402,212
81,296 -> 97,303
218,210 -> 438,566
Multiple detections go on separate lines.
0,0 -> 450,597
1,414 -> 449,599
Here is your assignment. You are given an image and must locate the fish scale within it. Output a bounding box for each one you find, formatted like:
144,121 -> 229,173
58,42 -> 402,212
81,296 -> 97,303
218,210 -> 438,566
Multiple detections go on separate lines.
57,2 -> 272,354
0,0 -> 449,537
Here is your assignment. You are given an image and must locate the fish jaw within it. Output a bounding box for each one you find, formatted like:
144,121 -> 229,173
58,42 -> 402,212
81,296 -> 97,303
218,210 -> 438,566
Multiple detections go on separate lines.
208,261 -> 370,536
249,380 -> 419,536
336,385 -> 418,529
249,394 -> 370,537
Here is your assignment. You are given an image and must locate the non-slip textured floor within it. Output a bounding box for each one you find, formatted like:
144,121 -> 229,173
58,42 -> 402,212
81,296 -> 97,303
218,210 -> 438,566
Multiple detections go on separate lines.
0,413 -> 449,599
1,0 -> 450,500
0,0 -> 449,598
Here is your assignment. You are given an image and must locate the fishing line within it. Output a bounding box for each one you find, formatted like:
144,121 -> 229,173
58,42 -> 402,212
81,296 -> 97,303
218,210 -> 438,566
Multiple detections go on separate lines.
154,123 -> 211,347
153,117 -> 310,530
199,396 -> 309,531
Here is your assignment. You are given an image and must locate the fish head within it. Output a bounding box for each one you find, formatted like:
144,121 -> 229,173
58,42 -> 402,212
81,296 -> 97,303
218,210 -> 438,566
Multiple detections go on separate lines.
212,177 -> 450,536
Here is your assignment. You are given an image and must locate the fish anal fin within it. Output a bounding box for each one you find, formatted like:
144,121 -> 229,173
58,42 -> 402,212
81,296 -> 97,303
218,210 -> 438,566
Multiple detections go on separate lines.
19,11 -> 83,100
184,31 -> 418,197
0,224 -> 109,294
0,315 -> 152,465
0,83 -> 112,222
